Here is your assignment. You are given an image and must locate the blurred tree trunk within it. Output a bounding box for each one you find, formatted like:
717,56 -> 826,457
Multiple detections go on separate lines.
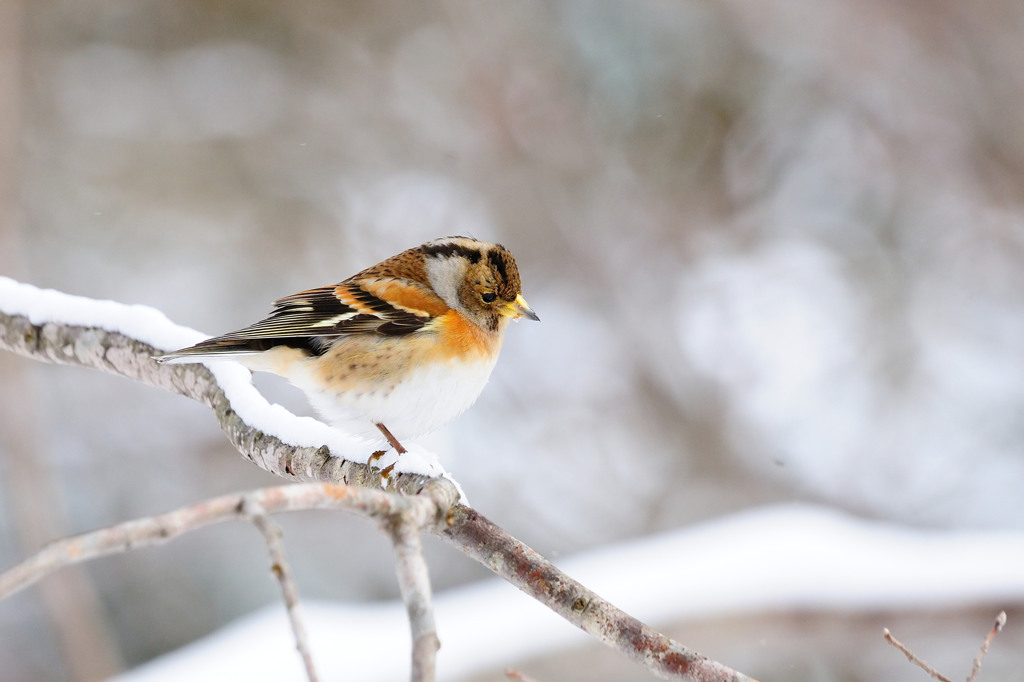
0,2 -> 122,679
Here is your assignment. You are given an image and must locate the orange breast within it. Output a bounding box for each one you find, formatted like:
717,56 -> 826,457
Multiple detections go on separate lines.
431,310 -> 502,361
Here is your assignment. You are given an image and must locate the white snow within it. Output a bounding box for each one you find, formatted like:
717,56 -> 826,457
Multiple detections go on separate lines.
0,276 -> 446,476
114,503 -> 1024,682
0,275 -> 205,351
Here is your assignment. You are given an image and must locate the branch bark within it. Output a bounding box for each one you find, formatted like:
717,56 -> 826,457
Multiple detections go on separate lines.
0,291 -> 757,682
390,518 -> 440,682
441,507 -> 747,681
244,500 -> 320,682
0,483 -> 436,601
884,611 -> 1008,682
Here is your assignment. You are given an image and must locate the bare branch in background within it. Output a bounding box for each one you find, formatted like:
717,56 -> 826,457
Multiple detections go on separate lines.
884,611 -> 1008,682
883,628 -> 952,682
968,611 -> 1006,682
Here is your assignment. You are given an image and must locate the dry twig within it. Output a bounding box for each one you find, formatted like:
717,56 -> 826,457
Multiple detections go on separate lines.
243,499 -> 320,682
884,611 -> 1008,682
883,628 -> 951,682
968,611 -> 1006,682
389,518 -> 440,682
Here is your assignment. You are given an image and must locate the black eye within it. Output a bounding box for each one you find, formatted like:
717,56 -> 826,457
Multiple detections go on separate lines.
481,292 -> 497,303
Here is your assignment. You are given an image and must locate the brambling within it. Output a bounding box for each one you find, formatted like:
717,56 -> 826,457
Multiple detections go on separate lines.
159,236 -> 538,455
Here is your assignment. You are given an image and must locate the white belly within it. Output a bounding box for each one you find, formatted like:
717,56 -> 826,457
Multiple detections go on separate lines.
295,355 -> 499,443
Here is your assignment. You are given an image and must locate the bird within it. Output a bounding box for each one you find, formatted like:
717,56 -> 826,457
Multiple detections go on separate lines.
158,236 -> 538,456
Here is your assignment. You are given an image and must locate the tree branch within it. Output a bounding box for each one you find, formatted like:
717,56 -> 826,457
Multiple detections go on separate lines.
0,281 -> 756,682
884,611 -> 1008,682
969,611 -> 1006,682
0,483 -> 437,602
243,500 -> 320,682
0,306 -> 453,500
883,628 -> 952,682
441,506 -> 749,681
389,518 -> 440,682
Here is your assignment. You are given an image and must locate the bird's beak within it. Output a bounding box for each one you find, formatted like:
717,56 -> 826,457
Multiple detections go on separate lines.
501,294 -> 540,321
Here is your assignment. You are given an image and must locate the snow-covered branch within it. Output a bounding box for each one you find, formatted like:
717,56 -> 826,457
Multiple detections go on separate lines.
0,277 -> 454,499
0,276 -> 756,682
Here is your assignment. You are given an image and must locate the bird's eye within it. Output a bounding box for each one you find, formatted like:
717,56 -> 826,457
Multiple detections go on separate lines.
481,292 -> 497,303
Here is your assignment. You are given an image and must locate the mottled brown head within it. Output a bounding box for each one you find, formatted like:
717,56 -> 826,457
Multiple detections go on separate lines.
421,236 -> 538,332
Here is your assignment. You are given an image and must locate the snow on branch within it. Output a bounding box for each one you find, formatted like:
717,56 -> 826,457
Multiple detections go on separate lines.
0,276 -> 757,682
0,276 -> 456,496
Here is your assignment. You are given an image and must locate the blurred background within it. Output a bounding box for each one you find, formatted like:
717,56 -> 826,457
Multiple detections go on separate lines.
2,0 -> 1024,680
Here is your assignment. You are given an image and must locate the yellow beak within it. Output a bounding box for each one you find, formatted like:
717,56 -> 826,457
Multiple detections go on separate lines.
501,294 -> 540,321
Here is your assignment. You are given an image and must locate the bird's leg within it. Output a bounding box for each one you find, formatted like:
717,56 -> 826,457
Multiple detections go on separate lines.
375,422 -> 408,454
373,422 -> 408,480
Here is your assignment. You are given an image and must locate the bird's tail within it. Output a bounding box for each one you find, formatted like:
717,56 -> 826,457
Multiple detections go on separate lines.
155,337 -> 267,364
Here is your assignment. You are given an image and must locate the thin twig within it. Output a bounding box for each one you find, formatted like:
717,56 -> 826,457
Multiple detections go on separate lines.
883,628 -> 951,682
506,668 -> 543,682
885,611 -> 1009,682
967,611 -> 1006,682
390,517 -> 439,682
244,499 -> 320,682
